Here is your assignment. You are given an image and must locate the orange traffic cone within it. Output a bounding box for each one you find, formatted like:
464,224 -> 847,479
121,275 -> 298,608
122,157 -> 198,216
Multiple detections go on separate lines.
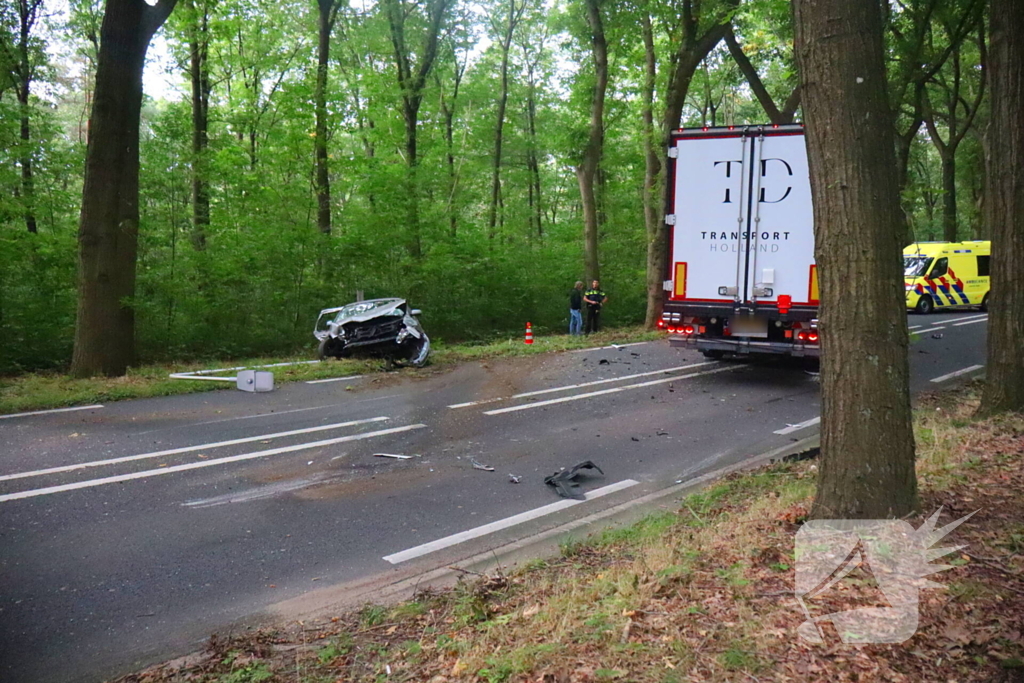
525,322 -> 533,344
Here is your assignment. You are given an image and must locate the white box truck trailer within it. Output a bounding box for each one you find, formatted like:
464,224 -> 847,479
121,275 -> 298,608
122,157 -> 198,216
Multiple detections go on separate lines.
660,124 -> 819,359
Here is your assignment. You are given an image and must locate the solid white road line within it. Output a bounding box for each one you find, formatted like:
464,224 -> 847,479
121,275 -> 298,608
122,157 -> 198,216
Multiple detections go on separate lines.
908,325 -> 923,330
930,365 -> 985,383
773,416 -> 821,435
570,341 -> 651,353
953,317 -> 988,327
0,416 -> 391,483
447,397 -> 506,409
447,361 -> 715,409
483,365 -> 739,416
306,375 -> 366,385
383,479 -> 640,564
0,405 -> 104,421
914,326 -> 947,335
0,423 -> 426,503
948,313 -> 989,324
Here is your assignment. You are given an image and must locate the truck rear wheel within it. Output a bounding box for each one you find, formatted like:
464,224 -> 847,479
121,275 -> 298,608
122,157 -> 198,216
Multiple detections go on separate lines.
980,292 -> 989,312
914,295 -> 934,314
702,350 -> 726,360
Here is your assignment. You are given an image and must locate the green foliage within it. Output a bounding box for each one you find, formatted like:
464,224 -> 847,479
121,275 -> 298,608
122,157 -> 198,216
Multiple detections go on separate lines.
0,0 -> 984,374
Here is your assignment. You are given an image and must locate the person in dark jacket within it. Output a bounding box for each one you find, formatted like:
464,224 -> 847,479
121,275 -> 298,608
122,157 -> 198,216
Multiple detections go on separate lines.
569,281 -> 584,335
583,280 -> 607,334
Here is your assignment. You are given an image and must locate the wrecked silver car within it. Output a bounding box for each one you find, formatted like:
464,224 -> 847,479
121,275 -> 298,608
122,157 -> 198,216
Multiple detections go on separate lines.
314,298 -> 430,367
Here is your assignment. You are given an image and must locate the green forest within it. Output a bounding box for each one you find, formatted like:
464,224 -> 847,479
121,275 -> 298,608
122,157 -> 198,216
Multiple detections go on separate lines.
0,0 -> 988,373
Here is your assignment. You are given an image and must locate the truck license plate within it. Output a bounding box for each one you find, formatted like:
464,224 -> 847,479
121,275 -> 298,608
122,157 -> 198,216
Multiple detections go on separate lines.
730,315 -> 769,338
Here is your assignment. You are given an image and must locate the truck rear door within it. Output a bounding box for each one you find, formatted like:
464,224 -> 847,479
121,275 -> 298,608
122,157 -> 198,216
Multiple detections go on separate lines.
668,125 -> 816,311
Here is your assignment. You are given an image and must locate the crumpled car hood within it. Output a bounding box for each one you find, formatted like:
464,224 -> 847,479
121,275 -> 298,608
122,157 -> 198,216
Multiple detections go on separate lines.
315,298 -> 408,340
330,298 -> 407,324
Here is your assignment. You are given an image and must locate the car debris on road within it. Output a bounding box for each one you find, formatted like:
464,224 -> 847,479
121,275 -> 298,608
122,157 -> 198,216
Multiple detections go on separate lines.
471,459 -> 495,472
508,474 -> 522,484
374,453 -> 417,460
544,460 -> 604,499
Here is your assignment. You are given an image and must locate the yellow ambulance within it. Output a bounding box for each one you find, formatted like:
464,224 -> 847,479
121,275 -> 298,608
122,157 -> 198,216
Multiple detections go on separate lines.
904,241 -> 990,314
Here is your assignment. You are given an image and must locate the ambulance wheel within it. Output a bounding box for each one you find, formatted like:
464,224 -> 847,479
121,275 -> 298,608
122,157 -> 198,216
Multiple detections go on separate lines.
702,350 -> 726,360
980,292 -> 989,312
915,295 -> 934,315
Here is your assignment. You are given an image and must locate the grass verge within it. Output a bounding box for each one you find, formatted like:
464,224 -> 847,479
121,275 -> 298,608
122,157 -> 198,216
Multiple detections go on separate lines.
115,383 -> 1024,683
0,327 -> 660,415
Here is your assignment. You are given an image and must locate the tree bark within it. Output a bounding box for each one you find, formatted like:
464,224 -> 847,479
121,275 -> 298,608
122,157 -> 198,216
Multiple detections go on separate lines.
940,152 -> 957,241
723,24 -> 799,125
487,0 -> 525,240
977,0 -> 1024,416
794,0 -> 917,519
576,0 -> 607,283
314,0 -> 338,235
437,54 -> 464,239
71,0 -> 179,378
384,0 -> 452,259
2,0 -> 45,233
187,0 -> 211,250
640,9 -> 661,328
525,73 -> 542,238
921,16 -> 987,244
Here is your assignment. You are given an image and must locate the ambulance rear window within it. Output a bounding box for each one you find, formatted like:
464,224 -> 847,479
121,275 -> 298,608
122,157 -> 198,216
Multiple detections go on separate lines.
977,255 -> 990,277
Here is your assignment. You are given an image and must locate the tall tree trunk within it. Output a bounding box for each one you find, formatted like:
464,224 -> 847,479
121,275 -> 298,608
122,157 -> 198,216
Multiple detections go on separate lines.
576,0 -> 607,283
921,17 -> 987,245
526,85 -> 542,238
940,152 -> 957,241
18,81 -> 36,234
641,10 -> 661,328
314,0 -> 338,235
723,24 -> 800,125
442,99 -> 457,238
435,48 -> 465,239
72,0 -> 179,378
383,0 -> 452,259
403,104 -> 422,258
794,0 -> 917,519
977,0 -> 1024,416
645,1 -> 732,327
188,0 -> 211,250
10,0 -> 44,234
487,0 -> 524,240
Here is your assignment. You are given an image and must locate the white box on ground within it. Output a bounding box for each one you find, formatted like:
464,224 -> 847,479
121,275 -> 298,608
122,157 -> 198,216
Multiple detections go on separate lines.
236,370 -> 274,392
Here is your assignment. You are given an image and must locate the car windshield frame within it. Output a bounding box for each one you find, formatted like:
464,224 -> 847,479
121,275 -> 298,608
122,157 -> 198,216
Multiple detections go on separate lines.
903,255 -> 932,278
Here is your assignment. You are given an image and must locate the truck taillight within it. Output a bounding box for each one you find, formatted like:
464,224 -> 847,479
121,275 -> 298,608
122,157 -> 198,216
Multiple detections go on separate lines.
808,332 -> 819,343
657,319 -> 666,329
682,325 -> 695,335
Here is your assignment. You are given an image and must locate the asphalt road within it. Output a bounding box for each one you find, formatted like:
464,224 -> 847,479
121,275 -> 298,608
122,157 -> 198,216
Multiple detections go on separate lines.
0,311 -> 989,682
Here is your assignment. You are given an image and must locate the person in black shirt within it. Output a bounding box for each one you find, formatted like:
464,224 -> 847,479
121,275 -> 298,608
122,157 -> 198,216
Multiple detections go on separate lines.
569,281 -> 584,335
583,280 -> 607,334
